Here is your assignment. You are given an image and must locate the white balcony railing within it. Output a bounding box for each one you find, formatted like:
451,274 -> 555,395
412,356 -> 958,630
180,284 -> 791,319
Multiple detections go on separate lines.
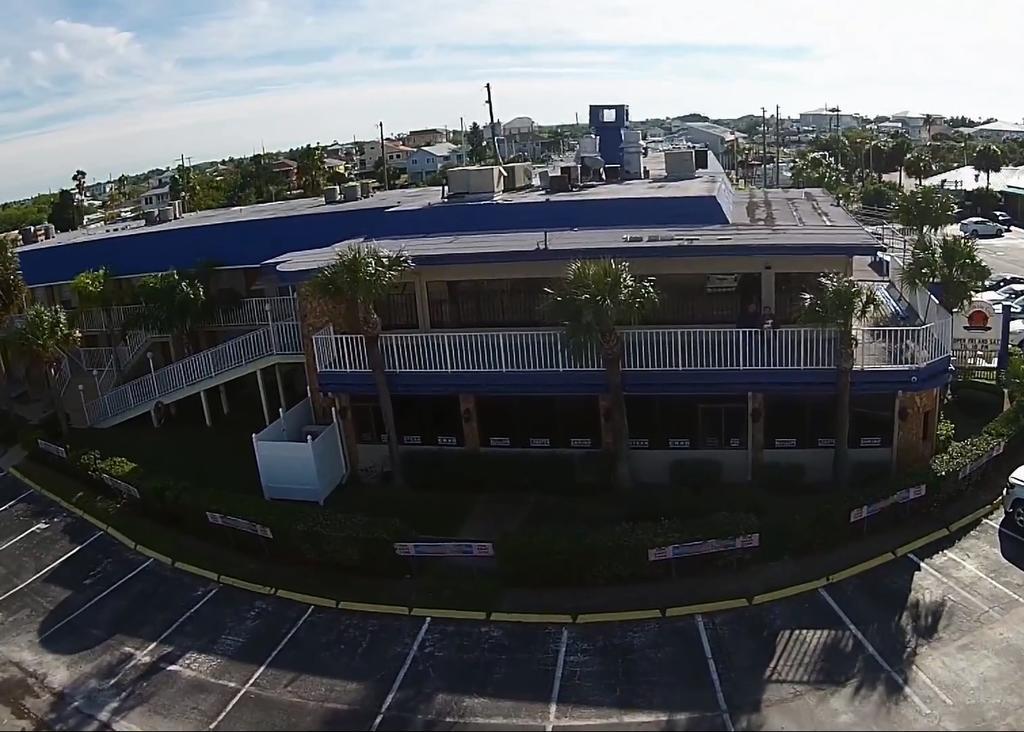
85,322 -> 301,425
71,296 -> 297,333
314,323 -> 952,374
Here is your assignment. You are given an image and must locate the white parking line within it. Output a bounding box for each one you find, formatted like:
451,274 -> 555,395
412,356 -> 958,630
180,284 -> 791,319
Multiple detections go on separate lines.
39,558 -> 153,642
941,550 -> 1024,603
111,586 -> 219,684
370,616 -> 431,732
0,523 -> 47,553
545,627 -> 568,732
906,552 -> 991,613
984,517 -> 1024,542
817,588 -> 931,716
0,532 -> 101,603
695,613 -> 734,732
208,604 -> 314,730
0,491 -> 31,513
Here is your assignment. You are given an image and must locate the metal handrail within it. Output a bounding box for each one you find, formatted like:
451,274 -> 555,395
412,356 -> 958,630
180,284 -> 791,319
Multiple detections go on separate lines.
70,296 -> 297,332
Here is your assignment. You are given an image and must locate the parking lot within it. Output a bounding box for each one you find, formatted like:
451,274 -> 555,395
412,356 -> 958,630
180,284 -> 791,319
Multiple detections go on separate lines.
964,225 -> 1024,276
6,475 -> 1024,730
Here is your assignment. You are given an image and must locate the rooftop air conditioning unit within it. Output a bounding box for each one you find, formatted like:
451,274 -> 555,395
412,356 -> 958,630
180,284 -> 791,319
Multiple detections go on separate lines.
447,166 -> 504,197
324,185 -> 340,203
560,164 -> 581,188
502,163 -> 533,191
664,149 -> 697,180
342,182 -> 361,202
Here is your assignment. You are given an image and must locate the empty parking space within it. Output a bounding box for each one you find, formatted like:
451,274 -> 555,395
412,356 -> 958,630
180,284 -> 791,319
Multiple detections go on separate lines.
95,588 -> 309,730
706,592 -> 935,730
552,619 -> 724,731
377,620 -> 563,730
215,608 -> 420,731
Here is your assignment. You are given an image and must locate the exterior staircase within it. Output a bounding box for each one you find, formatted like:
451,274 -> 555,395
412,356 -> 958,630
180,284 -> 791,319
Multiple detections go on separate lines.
83,322 -> 303,427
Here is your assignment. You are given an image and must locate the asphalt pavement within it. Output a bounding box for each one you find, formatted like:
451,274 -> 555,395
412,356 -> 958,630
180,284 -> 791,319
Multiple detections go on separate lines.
5,474 -> 1024,730
968,226 -> 1024,276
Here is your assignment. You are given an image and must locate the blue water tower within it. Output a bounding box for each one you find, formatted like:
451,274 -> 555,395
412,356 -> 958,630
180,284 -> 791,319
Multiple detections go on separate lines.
588,104 -> 629,167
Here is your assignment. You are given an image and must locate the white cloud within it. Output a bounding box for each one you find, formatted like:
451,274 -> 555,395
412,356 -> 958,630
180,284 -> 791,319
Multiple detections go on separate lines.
1,0 -> 1022,201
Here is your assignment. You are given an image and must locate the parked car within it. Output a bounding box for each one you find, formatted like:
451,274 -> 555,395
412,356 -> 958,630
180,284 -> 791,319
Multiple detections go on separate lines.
953,208 -> 969,222
1004,465 -> 1024,529
960,217 -> 1005,238
991,211 -> 1013,229
985,273 -> 1024,291
975,283 -> 1024,304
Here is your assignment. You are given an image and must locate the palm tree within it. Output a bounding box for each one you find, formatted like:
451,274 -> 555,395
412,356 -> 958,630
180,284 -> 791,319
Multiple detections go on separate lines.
889,134 -> 914,188
10,305 -> 80,436
311,244 -> 413,486
800,274 -> 881,486
71,169 -> 87,198
296,144 -> 327,196
923,114 -> 935,142
71,267 -> 122,375
900,233 -> 990,316
973,143 -> 1004,189
133,270 -> 206,361
0,237 -> 26,407
546,259 -> 658,490
896,187 -> 955,244
903,149 -> 934,186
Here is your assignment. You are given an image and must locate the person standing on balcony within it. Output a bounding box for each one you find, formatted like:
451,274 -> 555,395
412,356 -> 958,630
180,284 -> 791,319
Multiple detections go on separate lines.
761,306 -> 777,330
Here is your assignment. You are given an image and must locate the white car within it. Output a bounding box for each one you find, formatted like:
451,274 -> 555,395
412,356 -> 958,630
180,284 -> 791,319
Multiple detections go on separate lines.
976,283 -> 1024,304
960,217 -> 1005,238
1004,466 -> 1024,529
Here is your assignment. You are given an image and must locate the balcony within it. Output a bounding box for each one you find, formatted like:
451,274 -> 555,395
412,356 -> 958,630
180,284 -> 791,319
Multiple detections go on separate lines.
313,322 -> 952,375
69,296 -> 297,333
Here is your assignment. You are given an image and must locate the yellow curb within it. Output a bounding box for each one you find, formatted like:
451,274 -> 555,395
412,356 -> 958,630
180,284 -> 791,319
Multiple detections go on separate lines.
79,512 -> 108,530
275,589 -> 337,608
828,553 -> 895,583
752,578 -> 828,605
665,598 -> 749,617
894,528 -> 951,556
105,527 -> 136,550
411,607 -> 488,620
949,505 -> 997,533
174,561 -> 220,582
489,612 -> 575,624
220,575 -> 274,595
337,601 -> 410,616
135,544 -> 172,565
575,609 -> 663,623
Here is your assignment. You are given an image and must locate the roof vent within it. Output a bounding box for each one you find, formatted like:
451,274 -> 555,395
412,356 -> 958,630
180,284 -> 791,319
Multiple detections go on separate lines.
622,234 -> 643,243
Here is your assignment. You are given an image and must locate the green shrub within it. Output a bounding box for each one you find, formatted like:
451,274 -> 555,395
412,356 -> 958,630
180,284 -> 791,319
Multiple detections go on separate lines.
936,416 -> 955,453
402,449 -> 612,494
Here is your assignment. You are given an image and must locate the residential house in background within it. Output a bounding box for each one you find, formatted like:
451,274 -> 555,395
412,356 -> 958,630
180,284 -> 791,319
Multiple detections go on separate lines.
358,140 -> 414,174
403,128 -> 447,148
966,120 -> 1024,142
140,186 -> 171,213
407,143 -> 465,183
147,169 -> 174,189
677,122 -> 745,170
798,108 -> 861,131
85,180 -> 113,201
271,159 -> 298,189
890,112 -> 949,142
325,158 -> 348,177
509,134 -> 561,161
502,116 -> 536,136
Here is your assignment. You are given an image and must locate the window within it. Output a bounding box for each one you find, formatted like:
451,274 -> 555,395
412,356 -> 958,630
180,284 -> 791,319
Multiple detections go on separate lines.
602,108 -> 616,123
393,395 -> 462,446
626,396 -> 744,449
427,278 -> 556,328
352,398 -> 385,443
764,396 -> 835,448
850,394 -> 895,448
477,396 -> 599,448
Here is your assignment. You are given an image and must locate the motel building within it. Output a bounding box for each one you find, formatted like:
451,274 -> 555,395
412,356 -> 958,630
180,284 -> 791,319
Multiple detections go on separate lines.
15,151 -> 952,498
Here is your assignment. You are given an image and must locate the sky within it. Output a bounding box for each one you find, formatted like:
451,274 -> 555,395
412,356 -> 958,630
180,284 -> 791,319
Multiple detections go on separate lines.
1,0 -> 1020,202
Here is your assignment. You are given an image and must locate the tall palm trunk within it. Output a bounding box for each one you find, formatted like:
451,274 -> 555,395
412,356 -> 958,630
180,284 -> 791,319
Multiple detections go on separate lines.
45,364 -> 69,437
361,309 -> 402,486
602,336 -> 631,491
834,335 -> 853,486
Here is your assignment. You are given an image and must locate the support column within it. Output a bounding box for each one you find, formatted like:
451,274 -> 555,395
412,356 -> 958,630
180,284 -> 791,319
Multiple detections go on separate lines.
413,274 -> 431,331
200,389 -> 213,428
459,394 -> 480,451
749,392 -> 764,482
760,269 -> 775,313
893,387 -> 940,473
333,393 -> 360,471
275,363 -> 288,411
256,368 -> 271,426
219,383 -> 230,415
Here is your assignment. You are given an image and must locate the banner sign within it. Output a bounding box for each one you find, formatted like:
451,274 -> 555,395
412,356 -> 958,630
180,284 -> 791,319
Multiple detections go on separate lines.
206,512 -> 273,538
37,440 -> 67,459
774,438 -> 797,448
394,542 -> 494,557
958,441 -> 1006,479
489,437 -> 511,447
102,473 -> 140,499
859,437 -> 882,447
648,533 -> 760,562
849,483 -> 927,523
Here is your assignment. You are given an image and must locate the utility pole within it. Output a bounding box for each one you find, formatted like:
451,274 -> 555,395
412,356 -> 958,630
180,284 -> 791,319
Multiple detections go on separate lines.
761,107 -> 768,188
775,105 -> 781,188
484,82 -> 499,163
460,116 -> 467,166
379,121 -> 389,191
180,153 -> 187,213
